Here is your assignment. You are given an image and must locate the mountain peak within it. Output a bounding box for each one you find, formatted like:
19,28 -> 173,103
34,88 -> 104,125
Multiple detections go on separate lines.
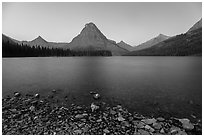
157,34 -> 169,39
82,22 -> 99,32
78,22 -> 107,41
31,35 -> 47,44
133,33 -> 170,51
119,40 -> 125,43
85,22 -> 96,27
37,35 -> 43,39
35,36 -> 46,41
158,34 -> 164,37
68,22 -> 128,55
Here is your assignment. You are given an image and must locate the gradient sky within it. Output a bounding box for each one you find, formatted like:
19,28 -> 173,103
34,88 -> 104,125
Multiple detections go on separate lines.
2,2 -> 202,46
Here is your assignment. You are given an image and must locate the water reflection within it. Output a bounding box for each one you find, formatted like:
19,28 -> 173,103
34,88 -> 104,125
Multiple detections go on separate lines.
2,57 -> 202,121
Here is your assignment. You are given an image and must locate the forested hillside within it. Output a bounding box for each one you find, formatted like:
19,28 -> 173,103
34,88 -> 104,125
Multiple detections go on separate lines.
124,28 -> 202,56
2,41 -> 112,57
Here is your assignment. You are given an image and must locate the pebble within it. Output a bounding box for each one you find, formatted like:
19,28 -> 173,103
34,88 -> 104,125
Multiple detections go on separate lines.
103,128 -> 110,134
152,122 -> 163,130
117,115 -> 125,121
135,121 -> 145,129
52,89 -> 56,93
91,103 -> 99,112
34,94 -> 40,98
171,117 -> 182,127
89,116 -> 96,122
110,109 -> 116,115
96,119 -> 102,122
133,130 -> 140,135
29,106 -> 35,111
78,123 -> 85,127
74,129 -> 82,135
75,114 -> 84,119
179,118 -> 194,130
177,130 -> 187,135
9,109 -> 17,113
33,116 -> 38,120
128,116 -> 133,121
145,125 -> 155,132
89,91 -> 96,94
93,93 -> 100,100
141,118 -> 157,125
81,119 -> 87,122
138,129 -> 150,135
157,117 -> 165,122
121,121 -> 130,127
31,100 -> 38,105
76,106 -> 82,110
82,113 -> 88,117
160,128 -> 165,134
191,114 -> 196,119
170,126 -> 181,134
134,114 -> 145,120
14,92 -> 21,97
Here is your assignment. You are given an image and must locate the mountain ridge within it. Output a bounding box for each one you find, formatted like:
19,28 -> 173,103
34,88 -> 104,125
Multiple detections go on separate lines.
133,34 -> 170,51
117,41 -> 134,51
187,18 -> 202,33
2,19 -> 202,56
124,19 -> 202,56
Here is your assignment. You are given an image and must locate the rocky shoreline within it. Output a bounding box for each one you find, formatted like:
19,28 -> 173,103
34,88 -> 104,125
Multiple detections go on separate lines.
2,92 -> 202,135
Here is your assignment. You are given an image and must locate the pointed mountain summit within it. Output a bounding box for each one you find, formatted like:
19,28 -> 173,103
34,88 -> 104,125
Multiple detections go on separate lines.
80,22 -> 107,40
133,34 -> 170,51
66,22 -> 128,55
35,36 -> 47,42
187,18 -> 202,33
31,36 -> 48,44
117,41 -> 134,51
19,35 -> 48,48
28,36 -> 68,48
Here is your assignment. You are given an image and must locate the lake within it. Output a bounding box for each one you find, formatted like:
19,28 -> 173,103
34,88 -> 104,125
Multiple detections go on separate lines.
2,57 -> 202,121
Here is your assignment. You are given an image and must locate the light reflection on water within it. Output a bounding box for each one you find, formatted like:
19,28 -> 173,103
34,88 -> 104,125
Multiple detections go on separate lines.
2,56 -> 202,121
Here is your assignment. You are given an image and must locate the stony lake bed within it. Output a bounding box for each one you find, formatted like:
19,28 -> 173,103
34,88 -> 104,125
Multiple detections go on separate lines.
2,91 -> 202,135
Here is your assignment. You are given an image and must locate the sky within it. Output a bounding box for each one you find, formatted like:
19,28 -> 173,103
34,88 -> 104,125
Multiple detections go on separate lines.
2,2 -> 202,46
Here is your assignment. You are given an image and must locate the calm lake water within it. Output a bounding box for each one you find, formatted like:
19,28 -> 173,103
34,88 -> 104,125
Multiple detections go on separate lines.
2,57 -> 202,121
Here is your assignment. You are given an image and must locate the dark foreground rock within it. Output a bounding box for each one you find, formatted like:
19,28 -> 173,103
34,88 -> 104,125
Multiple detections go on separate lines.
2,92 -> 202,135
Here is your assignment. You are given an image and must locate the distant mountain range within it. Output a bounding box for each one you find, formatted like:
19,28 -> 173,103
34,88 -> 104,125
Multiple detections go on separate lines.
2,34 -> 68,49
133,34 -> 170,51
2,18 -> 202,56
124,19 -> 202,56
3,23 -> 128,56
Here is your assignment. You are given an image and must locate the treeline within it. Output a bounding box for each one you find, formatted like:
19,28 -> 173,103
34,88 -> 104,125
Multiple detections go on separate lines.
2,41 -> 112,57
124,28 -> 202,56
